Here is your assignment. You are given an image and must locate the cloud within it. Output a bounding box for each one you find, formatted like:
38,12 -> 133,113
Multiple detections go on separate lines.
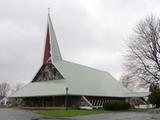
0,0 -> 160,87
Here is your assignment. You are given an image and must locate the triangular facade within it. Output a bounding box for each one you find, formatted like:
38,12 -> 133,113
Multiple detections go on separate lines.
32,63 -> 64,82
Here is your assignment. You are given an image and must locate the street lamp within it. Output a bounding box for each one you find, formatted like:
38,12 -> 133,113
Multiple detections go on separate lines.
65,87 -> 69,111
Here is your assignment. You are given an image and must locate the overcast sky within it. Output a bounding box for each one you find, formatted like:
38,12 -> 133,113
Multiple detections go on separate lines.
0,0 -> 160,87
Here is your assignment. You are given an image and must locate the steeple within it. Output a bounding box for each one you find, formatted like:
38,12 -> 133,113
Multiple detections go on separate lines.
43,12 -> 62,64
32,12 -> 64,82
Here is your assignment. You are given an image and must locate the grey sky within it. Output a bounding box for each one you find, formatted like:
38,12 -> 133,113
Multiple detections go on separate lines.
0,0 -> 160,87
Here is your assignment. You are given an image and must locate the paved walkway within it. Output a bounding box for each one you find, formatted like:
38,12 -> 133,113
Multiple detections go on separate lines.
0,108 -> 160,120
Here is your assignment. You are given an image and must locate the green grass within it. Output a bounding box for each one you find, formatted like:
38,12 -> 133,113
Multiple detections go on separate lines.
38,109 -> 106,117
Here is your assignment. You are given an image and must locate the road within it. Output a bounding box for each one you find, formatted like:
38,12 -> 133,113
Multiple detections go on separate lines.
0,108 -> 160,120
0,108 -> 42,120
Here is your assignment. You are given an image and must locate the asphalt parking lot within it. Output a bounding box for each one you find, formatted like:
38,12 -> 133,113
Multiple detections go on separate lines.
0,108 -> 41,120
0,108 -> 160,120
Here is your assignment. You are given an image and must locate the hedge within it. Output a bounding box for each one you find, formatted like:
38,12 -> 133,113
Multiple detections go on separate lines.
103,100 -> 130,110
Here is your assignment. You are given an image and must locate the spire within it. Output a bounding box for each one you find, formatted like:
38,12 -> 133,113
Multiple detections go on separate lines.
43,12 -> 62,64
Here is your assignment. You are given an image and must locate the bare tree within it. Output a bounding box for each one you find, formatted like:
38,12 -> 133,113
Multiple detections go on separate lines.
0,82 -> 10,96
14,83 -> 23,92
121,15 -> 160,89
120,73 -> 136,91
11,83 -> 24,94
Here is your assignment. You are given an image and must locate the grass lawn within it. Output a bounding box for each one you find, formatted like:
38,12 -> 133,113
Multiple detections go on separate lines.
38,109 -> 107,117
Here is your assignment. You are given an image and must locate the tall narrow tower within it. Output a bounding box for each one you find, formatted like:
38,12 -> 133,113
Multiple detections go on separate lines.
32,13 -> 64,82
43,13 -> 62,64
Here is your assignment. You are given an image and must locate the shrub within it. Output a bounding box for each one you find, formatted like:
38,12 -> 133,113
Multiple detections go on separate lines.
103,100 -> 130,110
149,84 -> 160,108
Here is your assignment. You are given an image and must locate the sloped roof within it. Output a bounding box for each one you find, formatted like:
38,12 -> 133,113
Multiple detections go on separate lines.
11,60 -> 150,98
11,80 -> 66,97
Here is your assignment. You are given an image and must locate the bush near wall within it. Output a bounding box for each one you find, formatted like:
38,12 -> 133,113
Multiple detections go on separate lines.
103,100 -> 130,110
149,84 -> 160,108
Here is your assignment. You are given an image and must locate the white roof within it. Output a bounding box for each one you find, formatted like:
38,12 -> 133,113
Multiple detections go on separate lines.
11,60 -> 150,98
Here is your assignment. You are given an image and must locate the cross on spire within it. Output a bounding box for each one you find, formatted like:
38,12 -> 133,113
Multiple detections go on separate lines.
48,8 -> 50,15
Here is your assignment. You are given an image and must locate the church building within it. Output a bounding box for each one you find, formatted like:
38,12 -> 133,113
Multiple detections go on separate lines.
11,13 -> 150,108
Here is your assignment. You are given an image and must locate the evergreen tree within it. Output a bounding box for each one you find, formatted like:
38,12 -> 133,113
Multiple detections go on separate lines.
149,84 -> 160,108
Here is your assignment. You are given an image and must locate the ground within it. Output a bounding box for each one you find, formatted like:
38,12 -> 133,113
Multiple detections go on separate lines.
0,108 -> 160,120
38,109 -> 106,117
